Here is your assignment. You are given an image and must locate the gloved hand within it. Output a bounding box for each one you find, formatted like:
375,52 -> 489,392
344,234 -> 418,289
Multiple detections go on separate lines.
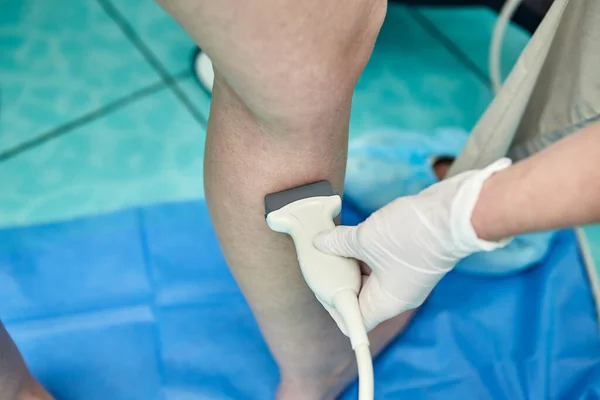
315,158 -> 512,332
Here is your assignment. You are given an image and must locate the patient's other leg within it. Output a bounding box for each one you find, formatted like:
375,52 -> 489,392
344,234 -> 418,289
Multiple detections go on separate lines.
0,321 -> 53,400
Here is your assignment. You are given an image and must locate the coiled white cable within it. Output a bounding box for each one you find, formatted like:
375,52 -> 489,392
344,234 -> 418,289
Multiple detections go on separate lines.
489,0 -> 524,93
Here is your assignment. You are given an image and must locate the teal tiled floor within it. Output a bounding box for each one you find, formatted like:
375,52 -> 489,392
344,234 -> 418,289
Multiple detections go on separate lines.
416,7 -> 530,80
175,75 -> 212,119
351,6 -> 493,135
0,0 -> 161,152
109,0 -> 196,76
0,86 -> 206,226
2,1 -> 530,228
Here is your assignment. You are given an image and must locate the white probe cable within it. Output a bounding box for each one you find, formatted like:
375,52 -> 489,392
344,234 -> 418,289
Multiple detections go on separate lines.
333,290 -> 374,400
355,343 -> 374,399
489,0 -> 524,93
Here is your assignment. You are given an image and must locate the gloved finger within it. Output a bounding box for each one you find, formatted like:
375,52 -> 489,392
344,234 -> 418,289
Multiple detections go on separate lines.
358,275 -> 414,332
316,296 -> 349,336
314,225 -> 361,259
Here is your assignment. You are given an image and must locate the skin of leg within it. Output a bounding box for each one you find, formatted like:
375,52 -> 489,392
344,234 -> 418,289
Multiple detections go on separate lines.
159,0 -> 415,396
0,321 -> 53,400
205,76 -> 416,399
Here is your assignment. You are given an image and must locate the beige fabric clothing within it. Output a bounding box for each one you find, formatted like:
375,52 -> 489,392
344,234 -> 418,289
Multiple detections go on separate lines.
448,0 -> 600,175
447,0 -> 600,321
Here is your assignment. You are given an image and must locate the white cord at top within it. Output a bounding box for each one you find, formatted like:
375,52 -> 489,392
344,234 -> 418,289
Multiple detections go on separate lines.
489,0 -> 524,93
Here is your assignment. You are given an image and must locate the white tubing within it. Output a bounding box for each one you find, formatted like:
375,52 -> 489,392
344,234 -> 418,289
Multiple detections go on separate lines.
490,0 -> 524,93
333,291 -> 373,400
333,291 -> 369,349
355,344 -> 374,400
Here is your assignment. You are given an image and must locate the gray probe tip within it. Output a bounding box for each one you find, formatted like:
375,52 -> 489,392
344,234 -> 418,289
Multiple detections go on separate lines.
264,181 -> 337,218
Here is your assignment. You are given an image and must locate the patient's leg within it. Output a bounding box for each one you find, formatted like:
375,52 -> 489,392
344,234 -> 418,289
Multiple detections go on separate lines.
0,321 -> 53,400
205,78 -> 415,399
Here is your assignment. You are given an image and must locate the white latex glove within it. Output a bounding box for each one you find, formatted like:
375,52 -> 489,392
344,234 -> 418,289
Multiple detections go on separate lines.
315,158 -> 512,332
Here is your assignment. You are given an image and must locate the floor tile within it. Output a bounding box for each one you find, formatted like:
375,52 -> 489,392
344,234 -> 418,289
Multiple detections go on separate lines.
416,6 -> 531,82
0,4 -> 515,228
350,5 -> 494,136
0,210 -> 151,321
110,0 -> 196,76
175,75 -> 211,123
8,306 -> 163,400
0,0 -> 160,152
0,86 -> 206,227
111,3 -> 495,136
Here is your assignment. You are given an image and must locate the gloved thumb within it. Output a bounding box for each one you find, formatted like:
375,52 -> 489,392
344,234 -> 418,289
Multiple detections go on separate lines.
359,274 -> 413,332
314,225 -> 362,259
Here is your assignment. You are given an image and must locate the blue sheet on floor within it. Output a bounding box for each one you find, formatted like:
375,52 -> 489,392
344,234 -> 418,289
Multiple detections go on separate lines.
1,199 -> 599,400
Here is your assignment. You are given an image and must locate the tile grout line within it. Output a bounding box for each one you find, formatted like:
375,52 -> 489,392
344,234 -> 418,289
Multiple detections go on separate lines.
97,0 -> 208,128
0,78 -> 172,163
0,5 -> 487,165
407,7 -> 492,90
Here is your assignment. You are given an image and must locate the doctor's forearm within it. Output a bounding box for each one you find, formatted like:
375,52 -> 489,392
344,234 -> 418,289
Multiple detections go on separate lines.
471,121 -> 600,241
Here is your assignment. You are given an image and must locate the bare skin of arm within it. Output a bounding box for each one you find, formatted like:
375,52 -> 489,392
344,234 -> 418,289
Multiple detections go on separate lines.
158,0 -> 415,398
472,121 -> 600,241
